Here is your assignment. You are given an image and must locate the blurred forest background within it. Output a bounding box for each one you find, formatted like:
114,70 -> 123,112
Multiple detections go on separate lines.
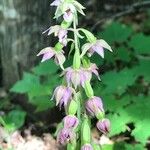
0,0 -> 150,150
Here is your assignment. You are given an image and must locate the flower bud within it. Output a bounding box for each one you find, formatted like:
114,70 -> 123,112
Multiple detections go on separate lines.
63,115 -> 79,129
73,51 -> 81,69
85,96 -> 104,118
96,119 -> 110,134
84,81 -> 94,98
68,100 -> 78,115
57,128 -> 75,145
81,144 -> 93,150
81,117 -> 91,145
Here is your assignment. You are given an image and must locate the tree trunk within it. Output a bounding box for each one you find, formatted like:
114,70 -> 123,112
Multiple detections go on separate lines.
0,0 -> 52,89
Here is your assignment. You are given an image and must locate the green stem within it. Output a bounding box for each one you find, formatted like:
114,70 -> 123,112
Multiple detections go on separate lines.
73,17 -> 81,69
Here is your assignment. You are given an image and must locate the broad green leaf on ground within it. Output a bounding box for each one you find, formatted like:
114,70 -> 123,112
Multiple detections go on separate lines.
99,22 -> 132,44
102,95 -> 132,112
3,110 -> 26,132
28,96 -> 55,112
116,46 -> 131,62
125,96 -> 150,145
107,109 -> 131,136
32,60 -> 59,75
10,72 -> 40,94
28,84 -> 52,99
132,59 -> 150,82
128,33 -> 150,54
101,68 -> 137,95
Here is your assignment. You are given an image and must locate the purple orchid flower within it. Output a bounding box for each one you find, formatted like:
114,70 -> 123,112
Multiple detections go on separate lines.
52,86 -> 74,108
96,118 -> 110,134
81,144 -> 93,150
63,115 -> 79,129
63,9 -> 74,22
81,39 -> 112,58
63,67 -> 90,89
37,47 -> 65,69
83,63 -> 100,81
85,96 -> 104,117
57,128 -> 75,145
43,25 -> 68,46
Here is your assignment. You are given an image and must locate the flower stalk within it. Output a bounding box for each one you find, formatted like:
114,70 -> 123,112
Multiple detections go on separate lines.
37,0 -> 113,149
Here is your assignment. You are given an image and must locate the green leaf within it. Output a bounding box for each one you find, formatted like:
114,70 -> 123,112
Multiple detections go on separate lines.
101,68 -> 137,95
128,33 -> 150,55
125,96 -> 150,145
10,72 -> 40,94
3,110 -> 26,132
132,59 -> 150,82
100,22 -> 132,44
32,60 -> 59,75
28,96 -> 55,112
116,46 -> 131,62
108,110 -> 131,136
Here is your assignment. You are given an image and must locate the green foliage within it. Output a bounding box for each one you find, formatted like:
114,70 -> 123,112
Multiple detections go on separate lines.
10,60 -> 60,112
100,22 -> 132,44
10,20 -> 150,147
0,109 -> 26,132
94,21 -> 150,147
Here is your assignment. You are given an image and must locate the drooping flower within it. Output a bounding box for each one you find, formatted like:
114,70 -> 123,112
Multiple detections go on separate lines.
85,96 -> 104,117
81,39 -> 112,58
96,118 -> 110,134
43,25 -> 68,46
81,144 -> 93,150
83,63 -> 100,81
50,0 -> 63,6
63,9 -> 74,22
63,67 -> 90,89
53,0 -> 85,21
63,115 -> 79,129
52,85 -> 74,108
37,47 -> 65,69
57,128 -> 75,145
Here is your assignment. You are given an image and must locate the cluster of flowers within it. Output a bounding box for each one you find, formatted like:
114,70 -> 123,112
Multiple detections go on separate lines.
37,0 -> 113,149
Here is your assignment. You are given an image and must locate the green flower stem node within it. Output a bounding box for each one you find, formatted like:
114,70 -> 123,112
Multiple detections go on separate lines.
96,111 -> 105,120
68,100 -> 78,115
61,20 -> 72,29
81,117 -> 91,145
84,81 -> 94,98
73,50 -> 81,69
54,42 -> 64,51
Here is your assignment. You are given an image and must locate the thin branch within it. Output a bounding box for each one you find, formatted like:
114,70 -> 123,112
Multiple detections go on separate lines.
91,1 -> 150,31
